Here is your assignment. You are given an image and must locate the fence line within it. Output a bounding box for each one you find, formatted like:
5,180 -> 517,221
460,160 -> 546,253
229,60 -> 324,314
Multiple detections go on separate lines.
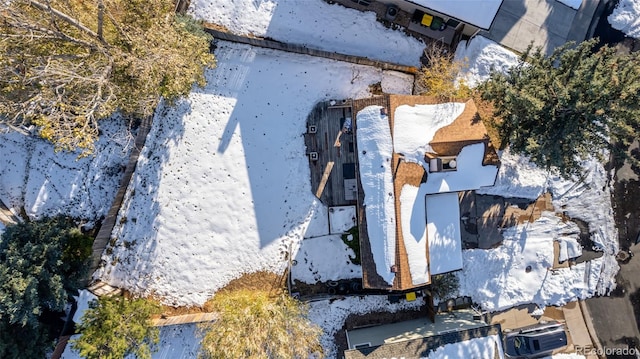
204,25 -> 419,75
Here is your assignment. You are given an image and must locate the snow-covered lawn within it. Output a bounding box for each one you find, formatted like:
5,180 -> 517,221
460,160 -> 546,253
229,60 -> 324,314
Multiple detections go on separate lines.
189,0 -> 424,66
291,235 -> 361,284
61,324 -> 201,359
608,0 -> 640,38
0,118 -> 132,222
96,41 -> 414,307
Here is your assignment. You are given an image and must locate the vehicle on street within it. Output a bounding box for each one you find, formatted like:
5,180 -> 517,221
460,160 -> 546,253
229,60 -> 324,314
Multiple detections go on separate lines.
504,321 -> 568,358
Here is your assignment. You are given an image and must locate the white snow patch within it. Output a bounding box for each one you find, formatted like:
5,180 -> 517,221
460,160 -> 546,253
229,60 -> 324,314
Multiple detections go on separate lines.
0,117 -> 132,220
188,0 -> 425,66
478,149 -> 618,254
608,0 -> 640,38
329,206 -> 356,234
308,295 -> 425,358
454,35 -> 520,88
356,105 -> 396,285
424,334 -> 504,359
393,102 -> 467,164
97,42 -> 413,306
477,148 -> 548,200
72,290 -> 98,324
558,236 -> 582,263
291,235 -> 361,284
457,212 -> 606,312
412,0 -> 503,30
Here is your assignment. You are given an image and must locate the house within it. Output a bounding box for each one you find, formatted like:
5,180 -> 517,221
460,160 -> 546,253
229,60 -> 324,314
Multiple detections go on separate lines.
333,0 -> 504,46
354,95 -> 500,291
386,0 -> 503,37
344,308 -> 504,358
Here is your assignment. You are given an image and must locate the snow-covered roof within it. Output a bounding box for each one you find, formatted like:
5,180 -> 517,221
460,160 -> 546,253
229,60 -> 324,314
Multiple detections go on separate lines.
399,184 -> 429,285
357,97 -> 499,289
410,0 -> 504,30
422,143 -> 498,194
394,102 -> 466,164
425,192 -> 462,275
356,106 -> 397,285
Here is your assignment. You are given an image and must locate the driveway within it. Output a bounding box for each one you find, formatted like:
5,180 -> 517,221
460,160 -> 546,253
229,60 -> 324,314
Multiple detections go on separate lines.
483,0 -> 601,54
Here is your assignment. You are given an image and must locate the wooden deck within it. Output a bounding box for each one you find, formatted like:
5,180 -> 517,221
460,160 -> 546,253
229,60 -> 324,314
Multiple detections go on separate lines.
305,101 -> 358,207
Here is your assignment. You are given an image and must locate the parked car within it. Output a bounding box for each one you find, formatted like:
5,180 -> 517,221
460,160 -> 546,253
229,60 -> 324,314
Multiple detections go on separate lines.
504,321 -> 568,358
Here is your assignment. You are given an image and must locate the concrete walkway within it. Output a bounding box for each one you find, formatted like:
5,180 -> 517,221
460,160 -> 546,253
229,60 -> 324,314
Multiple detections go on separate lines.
483,0 -> 601,55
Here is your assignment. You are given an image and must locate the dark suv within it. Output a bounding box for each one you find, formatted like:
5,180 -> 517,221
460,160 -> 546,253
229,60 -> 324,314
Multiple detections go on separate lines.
504,321 -> 568,358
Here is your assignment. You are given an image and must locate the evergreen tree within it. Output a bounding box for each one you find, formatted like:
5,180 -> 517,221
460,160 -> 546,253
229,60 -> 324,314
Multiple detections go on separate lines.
0,0 -> 215,154
199,289 -> 323,359
72,296 -> 161,359
0,217 -> 92,358
480,39 -> 640,177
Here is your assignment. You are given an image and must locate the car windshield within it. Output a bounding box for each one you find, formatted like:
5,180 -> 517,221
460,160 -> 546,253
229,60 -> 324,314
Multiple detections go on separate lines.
514,336 -> 531,354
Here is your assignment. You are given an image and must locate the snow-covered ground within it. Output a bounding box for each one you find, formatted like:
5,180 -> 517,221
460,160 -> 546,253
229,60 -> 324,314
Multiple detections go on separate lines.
96,42 -> 414,307
0,117 -> 132,221
189,0 -> 424,66
328,205 -> 356,234
454,35 -> 520,88
608,0 -> 640,38
444,30 -> 623,317
291,235 -> 361,284
61,324 -> 201,359
457,212 -> 605,312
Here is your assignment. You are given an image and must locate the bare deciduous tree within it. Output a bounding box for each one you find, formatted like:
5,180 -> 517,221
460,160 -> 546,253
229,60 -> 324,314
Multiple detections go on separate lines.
0,0 -> 215,154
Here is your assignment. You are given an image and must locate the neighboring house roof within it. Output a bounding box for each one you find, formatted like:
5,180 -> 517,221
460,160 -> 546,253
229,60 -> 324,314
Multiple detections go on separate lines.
408,0 -> 504,30
344,310 -> 504,359
355,96 -> 499,290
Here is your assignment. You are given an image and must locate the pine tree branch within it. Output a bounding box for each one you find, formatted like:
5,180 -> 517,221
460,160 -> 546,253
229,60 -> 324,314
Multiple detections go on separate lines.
26,0 -> 105,44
